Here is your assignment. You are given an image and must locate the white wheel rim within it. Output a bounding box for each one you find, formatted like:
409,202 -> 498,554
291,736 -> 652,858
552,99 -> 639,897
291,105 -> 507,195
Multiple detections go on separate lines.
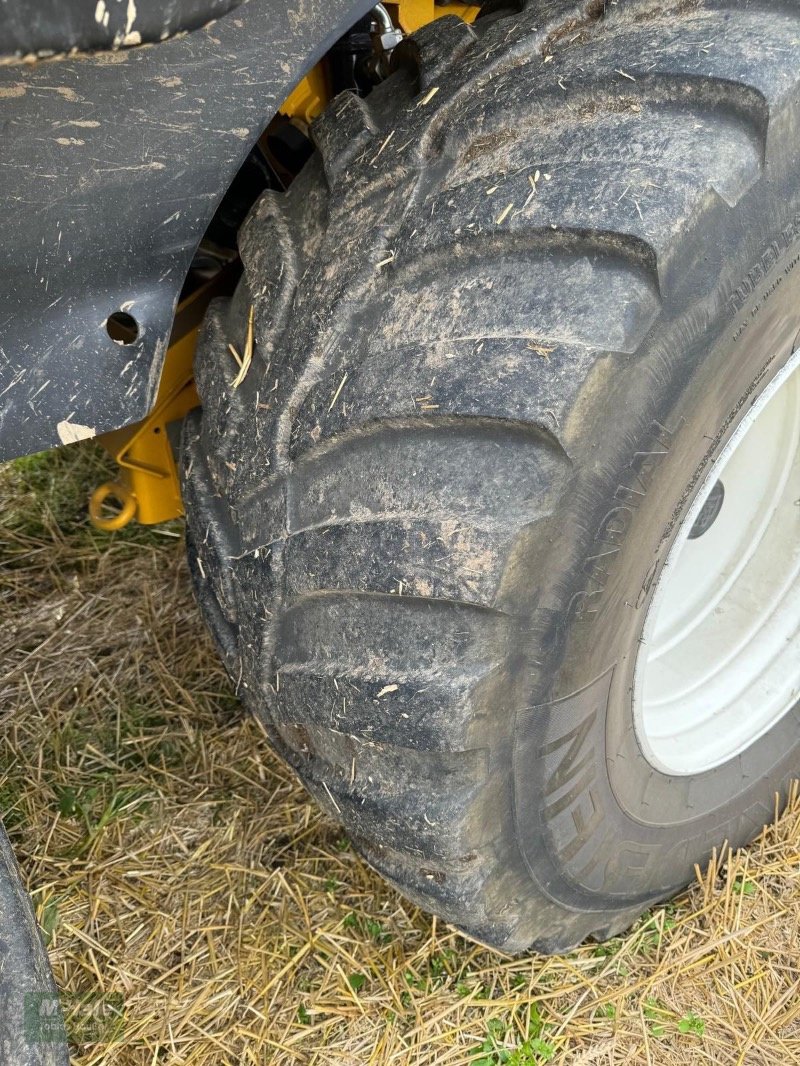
634,350 -> 800,776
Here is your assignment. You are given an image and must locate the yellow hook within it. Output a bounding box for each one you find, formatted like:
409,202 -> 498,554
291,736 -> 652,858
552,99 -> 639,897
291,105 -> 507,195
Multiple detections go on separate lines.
89,482 -> 138,532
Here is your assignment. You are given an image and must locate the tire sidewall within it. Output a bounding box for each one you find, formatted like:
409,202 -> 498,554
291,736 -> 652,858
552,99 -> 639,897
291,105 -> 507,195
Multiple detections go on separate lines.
512,200 -> 800,909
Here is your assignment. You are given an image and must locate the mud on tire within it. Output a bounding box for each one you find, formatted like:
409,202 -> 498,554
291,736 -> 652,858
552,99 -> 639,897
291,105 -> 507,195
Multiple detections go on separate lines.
182,0 -> 800,952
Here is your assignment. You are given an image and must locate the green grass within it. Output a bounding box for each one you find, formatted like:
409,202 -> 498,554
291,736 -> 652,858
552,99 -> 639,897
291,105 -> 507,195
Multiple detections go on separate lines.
2,444 -> 182,556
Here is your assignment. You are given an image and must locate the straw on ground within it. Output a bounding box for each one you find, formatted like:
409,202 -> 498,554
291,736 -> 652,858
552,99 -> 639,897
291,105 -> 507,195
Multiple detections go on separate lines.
1,444 -> 797,1065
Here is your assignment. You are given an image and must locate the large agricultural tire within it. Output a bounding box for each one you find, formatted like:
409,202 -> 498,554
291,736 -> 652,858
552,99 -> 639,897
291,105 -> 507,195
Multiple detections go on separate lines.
181,0 -> 800,953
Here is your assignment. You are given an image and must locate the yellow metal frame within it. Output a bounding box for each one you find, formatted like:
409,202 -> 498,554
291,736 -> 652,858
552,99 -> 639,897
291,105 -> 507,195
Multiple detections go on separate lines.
91,277 -> 230,530
92,1 -> 478,530
388,0 -> 480,34
279,62 -> 331,125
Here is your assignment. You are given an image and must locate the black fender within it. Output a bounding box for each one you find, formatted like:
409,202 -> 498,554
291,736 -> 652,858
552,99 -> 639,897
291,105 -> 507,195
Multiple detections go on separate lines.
0,0 -> 245,55
0,0 -> 374,461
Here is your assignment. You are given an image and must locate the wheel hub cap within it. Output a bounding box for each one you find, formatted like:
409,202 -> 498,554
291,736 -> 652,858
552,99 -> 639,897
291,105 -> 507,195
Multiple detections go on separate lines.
634,351 -> 800,776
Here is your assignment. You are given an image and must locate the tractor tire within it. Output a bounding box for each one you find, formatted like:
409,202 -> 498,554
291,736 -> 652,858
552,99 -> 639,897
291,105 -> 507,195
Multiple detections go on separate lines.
181,0 -> 800,952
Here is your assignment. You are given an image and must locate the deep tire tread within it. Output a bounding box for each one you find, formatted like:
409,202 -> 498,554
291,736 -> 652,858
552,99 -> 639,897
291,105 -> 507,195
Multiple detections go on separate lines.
183,0 -> 800,951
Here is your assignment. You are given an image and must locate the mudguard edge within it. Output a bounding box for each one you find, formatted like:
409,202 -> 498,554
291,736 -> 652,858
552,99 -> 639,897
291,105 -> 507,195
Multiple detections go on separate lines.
0,0 -> 375,461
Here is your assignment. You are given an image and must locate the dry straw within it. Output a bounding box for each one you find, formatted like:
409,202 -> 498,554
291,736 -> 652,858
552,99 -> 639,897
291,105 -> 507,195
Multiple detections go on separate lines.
1,444 -> 798,1064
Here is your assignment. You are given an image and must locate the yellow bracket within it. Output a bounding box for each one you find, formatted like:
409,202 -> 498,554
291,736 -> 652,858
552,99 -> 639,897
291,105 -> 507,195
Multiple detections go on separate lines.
280,62 -> 331,125
94,1 -> 478,529
92,275 -> 232,530
388,0 -> 481,34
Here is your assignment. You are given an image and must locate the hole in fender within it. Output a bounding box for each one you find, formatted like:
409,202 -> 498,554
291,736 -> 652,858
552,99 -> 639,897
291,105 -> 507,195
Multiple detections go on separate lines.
106,310 -> 139,345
